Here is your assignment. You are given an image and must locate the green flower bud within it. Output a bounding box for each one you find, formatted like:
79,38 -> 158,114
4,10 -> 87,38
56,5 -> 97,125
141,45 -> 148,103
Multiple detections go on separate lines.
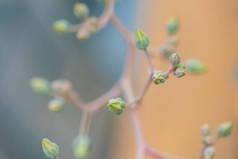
30,77 -> 51,95
200,124 -> 210,136
203,146 -> 215,159
42,138 -> 59,159
48,98 -> 64,112
185,59 -> 206,73
74,3 -> 89,19
135,29 -> 150,50
107,98 -> 126,115
53,19 -> 70,35
169,53 -> 181,66
217,122 -> 233,137
152,71 -> 168,85
51,80 -> 72,96
174,67 -> 186,78
166,17 -> 179,34
160,45 -> 175,57
73,136 -> 91,159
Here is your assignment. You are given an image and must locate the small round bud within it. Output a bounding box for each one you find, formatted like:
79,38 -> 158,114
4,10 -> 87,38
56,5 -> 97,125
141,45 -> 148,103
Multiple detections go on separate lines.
76,29 -> 90,40
169,53 -> 181,66
107,98 -> 126,115
201,124 -> 210,136
203,146 -> 215,159
48,98 -> 64,112
51,80 -> 72,96
53,19 -> 70,34
74,3 -> 89,19
185,59 -> 206,73
160,44 -> 175,57
174,67 -> 186,78
166,17 -> 179,34
167,36 -> 178,47
73,136 -> 91,159
152,71 -> 168,85
42,138 -> 59,159
135,29 -> 150,50
30,77 -> 51,95
217,122 -> 233,137
201,136 -> 214,145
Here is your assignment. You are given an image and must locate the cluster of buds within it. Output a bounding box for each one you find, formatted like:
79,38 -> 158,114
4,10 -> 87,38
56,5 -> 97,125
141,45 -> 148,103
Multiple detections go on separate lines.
42,138 -> 59,159
151,52 -> 186,85
107,98 -> 126,115
152,71 -> 168,84
159,17 -> 206,76
134,28 -> 187,85
53,2 -> 99,40
169,53 -> 186,78
30,78 -> 73,112
200,122 -> 233,159
73,136 -> 92,159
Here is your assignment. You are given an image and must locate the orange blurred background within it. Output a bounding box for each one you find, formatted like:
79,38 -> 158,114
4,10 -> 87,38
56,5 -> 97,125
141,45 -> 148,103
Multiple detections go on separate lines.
110,0 -> 238,158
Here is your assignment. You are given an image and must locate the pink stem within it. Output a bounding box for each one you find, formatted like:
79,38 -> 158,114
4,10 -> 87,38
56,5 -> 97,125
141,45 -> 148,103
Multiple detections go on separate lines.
129,110 -> 145,159
145,145 -> 164,159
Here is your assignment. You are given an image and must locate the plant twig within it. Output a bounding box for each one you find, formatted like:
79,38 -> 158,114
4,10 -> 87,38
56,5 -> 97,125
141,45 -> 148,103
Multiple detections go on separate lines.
79,111 -> 92,135
55,1 -> 189,159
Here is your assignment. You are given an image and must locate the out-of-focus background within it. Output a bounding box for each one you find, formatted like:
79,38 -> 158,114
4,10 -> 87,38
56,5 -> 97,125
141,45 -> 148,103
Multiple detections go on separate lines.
0,0 -> 135,158
1,0 -> 238,159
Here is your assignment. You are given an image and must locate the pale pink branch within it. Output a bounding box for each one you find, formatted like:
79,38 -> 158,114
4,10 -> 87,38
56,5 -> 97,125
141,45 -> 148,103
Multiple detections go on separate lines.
146,145 -> 189,159
145,145 -> 164,159
97,0 -> 115,29
110,15 -> 134,44
129,110 -> 146,159
85,83 -> 122,113
121,79 -> 145,159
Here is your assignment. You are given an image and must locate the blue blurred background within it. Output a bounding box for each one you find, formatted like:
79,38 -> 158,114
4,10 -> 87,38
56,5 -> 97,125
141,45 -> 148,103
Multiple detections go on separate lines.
0,0 -> 136,158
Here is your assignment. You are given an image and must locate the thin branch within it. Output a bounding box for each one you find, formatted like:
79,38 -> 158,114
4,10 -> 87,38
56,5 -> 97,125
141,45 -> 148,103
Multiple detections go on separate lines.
67,82 -> 121,113
67,91 -> 87,110
121,79 -> 145,159
145,145 -> 164,159
59,1 -> 189,159
129,73 -> 153,109
129,110 -> 145,159
165,66 -> 176,75
128,49 -> 154,109
110,15 -> 134,44
85,83 -> 122,113
97,0 -> 115,28
146,145 -> 188,159
144,49 -> 154,72
79,111 -> 92,135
